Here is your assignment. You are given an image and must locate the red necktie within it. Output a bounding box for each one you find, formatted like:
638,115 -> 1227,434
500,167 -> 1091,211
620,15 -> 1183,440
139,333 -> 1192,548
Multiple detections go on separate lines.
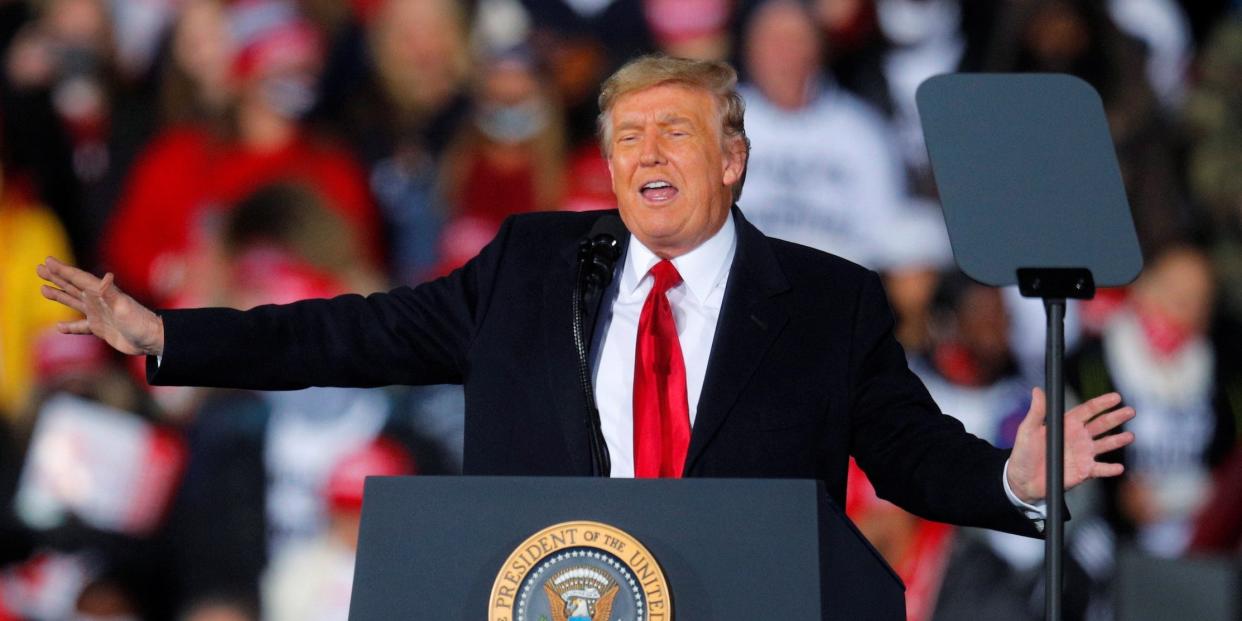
633,259 -> 691,478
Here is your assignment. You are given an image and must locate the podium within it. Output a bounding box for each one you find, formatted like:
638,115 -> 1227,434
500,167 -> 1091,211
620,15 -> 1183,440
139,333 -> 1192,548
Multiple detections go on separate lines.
348,477 -> 904,620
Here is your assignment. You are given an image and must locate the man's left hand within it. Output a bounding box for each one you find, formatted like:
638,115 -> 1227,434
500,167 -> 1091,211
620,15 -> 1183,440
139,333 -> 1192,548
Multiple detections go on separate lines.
1007,388 -> 1135,505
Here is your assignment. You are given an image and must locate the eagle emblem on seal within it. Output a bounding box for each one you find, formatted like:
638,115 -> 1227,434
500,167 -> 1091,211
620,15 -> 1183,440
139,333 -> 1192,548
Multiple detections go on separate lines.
542,565 -> 620,621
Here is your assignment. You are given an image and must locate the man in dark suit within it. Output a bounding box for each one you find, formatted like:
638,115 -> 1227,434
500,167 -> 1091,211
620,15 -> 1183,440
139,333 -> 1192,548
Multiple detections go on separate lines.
37,56 -> 1133,538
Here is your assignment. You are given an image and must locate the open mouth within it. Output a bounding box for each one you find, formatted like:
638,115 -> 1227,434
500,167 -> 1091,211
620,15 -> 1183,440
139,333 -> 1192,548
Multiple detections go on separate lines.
640,179 -> 679,202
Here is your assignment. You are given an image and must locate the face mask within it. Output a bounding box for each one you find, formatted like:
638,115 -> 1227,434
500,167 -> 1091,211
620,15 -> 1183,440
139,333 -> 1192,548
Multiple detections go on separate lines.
876,0 -> 960,47
1136,306 -> 1194,358
475,98 -> 549,144
260,73 -> 317,119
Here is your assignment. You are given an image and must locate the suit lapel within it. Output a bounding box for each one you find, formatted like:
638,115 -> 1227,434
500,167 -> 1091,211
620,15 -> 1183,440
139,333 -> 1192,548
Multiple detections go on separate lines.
540,212 -> 628,476
685,209 -> 790,473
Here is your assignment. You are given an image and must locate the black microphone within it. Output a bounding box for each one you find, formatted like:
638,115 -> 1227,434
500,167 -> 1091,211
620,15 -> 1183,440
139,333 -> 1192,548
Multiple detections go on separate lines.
578,214 -> 625,294
573,213 -> 627,477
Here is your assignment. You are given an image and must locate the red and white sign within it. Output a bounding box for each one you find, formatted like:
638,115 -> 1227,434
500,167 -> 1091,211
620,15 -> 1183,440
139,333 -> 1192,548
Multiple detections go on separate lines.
15,394 -> 184,535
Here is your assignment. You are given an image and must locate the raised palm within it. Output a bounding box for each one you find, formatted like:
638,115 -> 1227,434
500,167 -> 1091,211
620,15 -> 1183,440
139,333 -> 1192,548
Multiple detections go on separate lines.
36,256 -> 164,356
1006,387 -> 1135,504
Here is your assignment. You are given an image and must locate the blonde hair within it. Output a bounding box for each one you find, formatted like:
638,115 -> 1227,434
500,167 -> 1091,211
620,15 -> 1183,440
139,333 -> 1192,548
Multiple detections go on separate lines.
597,55 -> 750,201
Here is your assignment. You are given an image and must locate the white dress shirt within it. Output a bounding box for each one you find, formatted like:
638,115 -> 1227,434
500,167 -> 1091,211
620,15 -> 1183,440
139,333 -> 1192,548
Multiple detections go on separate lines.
588,212 -> 1046,527
592,213 -> 737,478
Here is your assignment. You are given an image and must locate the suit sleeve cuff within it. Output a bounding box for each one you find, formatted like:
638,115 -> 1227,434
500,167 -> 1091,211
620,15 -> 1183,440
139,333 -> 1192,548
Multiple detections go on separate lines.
1003,458 -> 1048,532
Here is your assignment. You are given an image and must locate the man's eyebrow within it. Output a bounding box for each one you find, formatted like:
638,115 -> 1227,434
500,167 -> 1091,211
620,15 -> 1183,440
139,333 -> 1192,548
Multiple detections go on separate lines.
612,114 -> 694,135
658,114 -> 694,126
614,119 -> 644,133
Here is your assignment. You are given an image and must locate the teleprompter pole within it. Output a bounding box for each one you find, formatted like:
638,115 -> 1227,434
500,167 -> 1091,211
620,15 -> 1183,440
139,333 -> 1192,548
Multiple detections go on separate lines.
1044,298 -> 1066,621
1017,267 -> 1092,621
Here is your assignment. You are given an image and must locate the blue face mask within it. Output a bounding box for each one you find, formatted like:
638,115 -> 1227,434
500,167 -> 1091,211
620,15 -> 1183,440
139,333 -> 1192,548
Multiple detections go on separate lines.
876,0 -> 960,47
474,97 -> 550,144
260,73 -> 317,119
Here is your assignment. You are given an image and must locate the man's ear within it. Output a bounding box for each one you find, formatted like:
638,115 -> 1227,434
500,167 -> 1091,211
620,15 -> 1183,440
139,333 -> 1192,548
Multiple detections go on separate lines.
721,138 -> 747,187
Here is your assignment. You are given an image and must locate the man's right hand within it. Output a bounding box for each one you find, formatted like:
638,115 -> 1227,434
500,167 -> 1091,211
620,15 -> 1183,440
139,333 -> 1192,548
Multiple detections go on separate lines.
36,256 -> 165,357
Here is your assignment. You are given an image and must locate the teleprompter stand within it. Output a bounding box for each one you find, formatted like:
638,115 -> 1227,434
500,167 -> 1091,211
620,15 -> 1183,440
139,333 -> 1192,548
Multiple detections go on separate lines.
917,74 -> 1143,621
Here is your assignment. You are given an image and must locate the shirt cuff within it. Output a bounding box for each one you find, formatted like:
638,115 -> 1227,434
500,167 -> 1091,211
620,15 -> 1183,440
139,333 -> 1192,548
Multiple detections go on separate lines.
156,355 -> 162,368
1003,458 -> 1048,532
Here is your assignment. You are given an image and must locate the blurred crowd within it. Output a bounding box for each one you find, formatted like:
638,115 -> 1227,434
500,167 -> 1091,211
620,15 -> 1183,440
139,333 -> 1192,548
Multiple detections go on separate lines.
1,0 -> 1240,619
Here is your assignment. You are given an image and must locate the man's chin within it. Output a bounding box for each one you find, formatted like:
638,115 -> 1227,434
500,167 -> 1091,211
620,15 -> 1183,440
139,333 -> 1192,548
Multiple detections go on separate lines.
633,225 -> 702,258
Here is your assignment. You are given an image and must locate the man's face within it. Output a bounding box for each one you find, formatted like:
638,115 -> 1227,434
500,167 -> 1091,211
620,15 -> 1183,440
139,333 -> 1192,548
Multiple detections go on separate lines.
606,83 -> 745,258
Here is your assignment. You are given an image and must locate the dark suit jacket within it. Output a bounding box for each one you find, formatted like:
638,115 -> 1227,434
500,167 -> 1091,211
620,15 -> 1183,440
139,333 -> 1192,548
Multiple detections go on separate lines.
150,208 -> 1040,537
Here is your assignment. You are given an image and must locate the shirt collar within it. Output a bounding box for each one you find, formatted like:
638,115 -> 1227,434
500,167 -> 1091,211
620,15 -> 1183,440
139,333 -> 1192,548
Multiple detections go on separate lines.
620,211 -> 737,304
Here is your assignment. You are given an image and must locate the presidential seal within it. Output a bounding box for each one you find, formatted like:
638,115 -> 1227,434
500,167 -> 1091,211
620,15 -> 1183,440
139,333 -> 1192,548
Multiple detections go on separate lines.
489,520 -> 671,621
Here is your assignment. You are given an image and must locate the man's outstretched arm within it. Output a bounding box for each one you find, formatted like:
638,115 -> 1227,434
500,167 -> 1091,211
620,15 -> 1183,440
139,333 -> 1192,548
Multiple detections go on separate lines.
36,256 -> 482,390
36,213 -> 528,391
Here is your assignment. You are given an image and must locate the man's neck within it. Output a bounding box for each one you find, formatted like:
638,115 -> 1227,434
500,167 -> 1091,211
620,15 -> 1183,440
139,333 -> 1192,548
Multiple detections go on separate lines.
622,210 -> 737,304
